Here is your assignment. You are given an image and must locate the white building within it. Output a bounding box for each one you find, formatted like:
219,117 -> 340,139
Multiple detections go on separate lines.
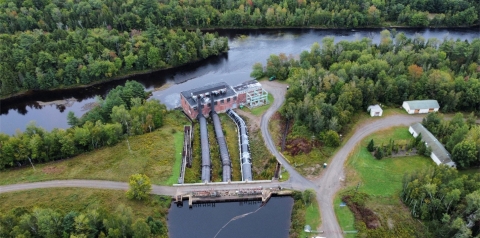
367,105 -> 383,117
402,100 -> 440,114
409,123 -> 456,167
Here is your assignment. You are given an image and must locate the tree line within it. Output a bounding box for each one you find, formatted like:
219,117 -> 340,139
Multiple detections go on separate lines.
0,204 -> 167,237
402,166 -> 480,237
0,24 -> 228,96
422,112 -> 480,168
0,0 -> 477,34
0,81 -> 167,170
250,31 -> 480,144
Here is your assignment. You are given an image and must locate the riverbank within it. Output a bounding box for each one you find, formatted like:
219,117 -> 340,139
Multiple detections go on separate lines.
199,24 -> 480,32
0,51 -> 228,102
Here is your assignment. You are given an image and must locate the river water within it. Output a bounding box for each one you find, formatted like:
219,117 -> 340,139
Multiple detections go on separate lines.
1,28 -> 479,134
167,196 -> 294,238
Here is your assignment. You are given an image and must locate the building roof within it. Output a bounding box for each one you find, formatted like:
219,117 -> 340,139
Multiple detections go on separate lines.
410,123 -> 454,166
367,105 -> 382,112
233,80 -> 262,93
180,82 -> 237,107
404,100 -> 440,110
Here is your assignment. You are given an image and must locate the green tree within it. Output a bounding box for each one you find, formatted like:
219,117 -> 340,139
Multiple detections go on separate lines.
67,111 -> 80,127
324,130 -> 340,147
126,174 -> 152,200
250,62 -> 264,79
375,147 -> 384,159
132,219 -> 151,238
452,140 -> 477,168
367,139 -> 375,152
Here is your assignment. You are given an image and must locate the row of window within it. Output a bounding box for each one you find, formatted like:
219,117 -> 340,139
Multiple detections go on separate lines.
190,96 -> 237,110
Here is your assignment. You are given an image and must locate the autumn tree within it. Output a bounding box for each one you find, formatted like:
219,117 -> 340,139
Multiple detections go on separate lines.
126,174 -> 152,200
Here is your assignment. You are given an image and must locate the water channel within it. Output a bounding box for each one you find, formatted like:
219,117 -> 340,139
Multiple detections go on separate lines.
1,28 -> 479,135
167,196 -> 293,238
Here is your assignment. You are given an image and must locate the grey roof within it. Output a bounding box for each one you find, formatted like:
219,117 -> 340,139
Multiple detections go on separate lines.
367,105 -> 382,112
404,100 -> 440,110
410,123 -> 454,166
233,80 -> 262,93
181,82 -> 237,107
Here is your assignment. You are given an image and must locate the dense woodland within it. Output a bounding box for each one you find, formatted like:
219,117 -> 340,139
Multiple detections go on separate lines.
0,0 -> 478,33
250,31 -> 480,142
423,113 -> 480,168
0,81 -> 167,170
0,25 -> 228,96
402,166 -> 480,237
0,204 -> 168,237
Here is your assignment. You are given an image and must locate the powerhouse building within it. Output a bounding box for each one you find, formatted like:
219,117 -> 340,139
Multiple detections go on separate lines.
180,80 -> 268,119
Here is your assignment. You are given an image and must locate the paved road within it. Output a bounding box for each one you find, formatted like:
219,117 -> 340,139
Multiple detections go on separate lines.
0,179 -> 292,196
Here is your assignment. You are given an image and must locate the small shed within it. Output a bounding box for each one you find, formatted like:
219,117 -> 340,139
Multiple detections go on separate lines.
367,105 -> 383,117
402,100 -> 439,114
409,123 -> 456,167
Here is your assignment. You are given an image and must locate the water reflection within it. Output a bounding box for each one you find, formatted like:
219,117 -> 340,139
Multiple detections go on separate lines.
167,196 -> 293,238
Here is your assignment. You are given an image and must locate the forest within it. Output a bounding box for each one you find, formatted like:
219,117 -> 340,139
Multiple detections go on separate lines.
0,81 -> 167,170
0,0 -> 478,33
402,166 -> 480,237
0,204 -> 168,237
0,25 -> 228,97
250,31 -> 480,143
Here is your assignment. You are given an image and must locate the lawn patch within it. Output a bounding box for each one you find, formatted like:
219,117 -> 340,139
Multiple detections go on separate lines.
0,188 -> 171,220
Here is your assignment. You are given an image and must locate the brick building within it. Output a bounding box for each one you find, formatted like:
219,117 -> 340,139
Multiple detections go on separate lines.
180,80 -> 269,119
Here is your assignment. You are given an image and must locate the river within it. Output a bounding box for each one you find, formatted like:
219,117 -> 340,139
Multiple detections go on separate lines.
167,196 -> 294,238
1,28 -> 479,134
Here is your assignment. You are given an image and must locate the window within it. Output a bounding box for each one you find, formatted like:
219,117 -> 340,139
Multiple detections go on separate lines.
227,98 -> 231,102
233,96 -> 237,100
221,99 -> 224,104
214,101 -> 218,105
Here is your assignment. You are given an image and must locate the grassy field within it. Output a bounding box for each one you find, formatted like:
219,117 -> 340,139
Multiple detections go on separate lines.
0,188 -> 170,220
164,132 -> 184,185
0,111 -> 189,186
334,197 -> 356,238
336,126 -> 435,237
300,198 -> 321,237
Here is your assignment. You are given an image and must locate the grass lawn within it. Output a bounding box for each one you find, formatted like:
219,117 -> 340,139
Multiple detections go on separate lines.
163,131 -> 184,185
0,188 -> 170,220
0,111 -> 188,186
334,197 -> 356,238
336,126 -> 435,237
300,198 -> 321,237
240,93 -> 274,116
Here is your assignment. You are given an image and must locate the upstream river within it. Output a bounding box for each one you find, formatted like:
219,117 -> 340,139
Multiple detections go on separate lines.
1,28 -> 479,135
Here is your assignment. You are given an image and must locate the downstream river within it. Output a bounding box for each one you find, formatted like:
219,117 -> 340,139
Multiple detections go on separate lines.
1,28 -> 479,134
167,197 -> 293,238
